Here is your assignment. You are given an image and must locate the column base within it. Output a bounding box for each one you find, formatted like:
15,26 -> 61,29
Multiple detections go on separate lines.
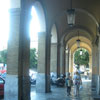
4,75 -> 30,100
4,74 -> 18,100
92,74 -> 98,91
36,73 -> 45,93
97,75 -> 100,95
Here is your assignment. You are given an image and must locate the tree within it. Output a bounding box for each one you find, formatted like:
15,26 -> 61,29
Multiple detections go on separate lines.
0,48 -> 38,69
74,48 -> 89,67
0,49 -> 7,65
30,48 -> 37,69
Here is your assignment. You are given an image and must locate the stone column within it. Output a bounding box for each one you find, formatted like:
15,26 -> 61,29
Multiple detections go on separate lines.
50,43 -> 57,73
60,44 -> 64,74
69,51 -> 72,73
57,43 -> 60,77
45,32 -> 51,93
65,50 -> 69,73
36,31 -> 51,93
92,44 -> 98,91
89,55 -> 92,79
96,45 -> 99,94
97,36 -> 100,95
5,7 -> 31,100
36,32 -> 46,92
70,53 -> 73,76
63,46 -> 66,75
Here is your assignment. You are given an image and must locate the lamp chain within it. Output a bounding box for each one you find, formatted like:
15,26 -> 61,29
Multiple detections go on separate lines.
70,0 -> 72,9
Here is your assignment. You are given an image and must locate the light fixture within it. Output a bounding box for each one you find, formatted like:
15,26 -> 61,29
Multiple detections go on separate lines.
76,31 -> 80,48
67,0 -> 75,27
80,49 -> 82,55
98,23 -> 100,33
65,47 -> 69,53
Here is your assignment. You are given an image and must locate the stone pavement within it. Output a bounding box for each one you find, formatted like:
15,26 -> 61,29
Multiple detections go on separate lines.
31,79 -> 100,100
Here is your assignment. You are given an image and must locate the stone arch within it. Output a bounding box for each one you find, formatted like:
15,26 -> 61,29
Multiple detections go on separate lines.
66,36 -> 92,50
33,1 -> 46,32
52,8 -> 98,40
66,37 -> 92,78
31,1 -> 47,93
52,8 -> 98,27
75,8 -> 98,26
61,25 -> 93,45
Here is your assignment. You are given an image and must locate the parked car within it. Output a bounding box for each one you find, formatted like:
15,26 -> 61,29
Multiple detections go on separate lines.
0,76 -> 5,99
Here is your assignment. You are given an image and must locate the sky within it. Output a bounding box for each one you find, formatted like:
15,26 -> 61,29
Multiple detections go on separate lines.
30,6 -> 40,50
0,2 -> 39,51
0,0 -> 9,50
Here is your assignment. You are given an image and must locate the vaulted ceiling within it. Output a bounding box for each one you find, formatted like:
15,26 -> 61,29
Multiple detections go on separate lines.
41,0 -> 100,43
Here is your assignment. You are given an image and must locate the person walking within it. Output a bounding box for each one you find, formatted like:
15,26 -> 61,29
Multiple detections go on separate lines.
65,72 -> 73,96
73,71 -> 82,96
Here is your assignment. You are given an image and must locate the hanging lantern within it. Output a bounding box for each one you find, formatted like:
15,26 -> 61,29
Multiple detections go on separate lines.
76,39 -> 80,48
67,9 -> 75,27
80,49 -> 82,55
98,23 -> 100,33
76,31 -> 80,48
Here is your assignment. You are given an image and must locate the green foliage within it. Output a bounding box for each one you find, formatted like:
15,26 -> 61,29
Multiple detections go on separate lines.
0,50 -> 7,65
30,48 -> 37,69
0,49 -> 38,69
74,48 -> 89,66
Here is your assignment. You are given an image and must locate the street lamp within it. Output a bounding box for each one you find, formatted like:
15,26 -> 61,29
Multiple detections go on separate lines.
67,0 -> 75,26
67,9 -> 75,26
76,31 -> 80,48
80,49 -> 82,55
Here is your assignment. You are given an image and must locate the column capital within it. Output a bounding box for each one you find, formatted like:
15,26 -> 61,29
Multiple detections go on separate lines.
60,43 -> 64,47
9,8 -> 31,17
9,8 -> 21,15
51,43 -> 57,45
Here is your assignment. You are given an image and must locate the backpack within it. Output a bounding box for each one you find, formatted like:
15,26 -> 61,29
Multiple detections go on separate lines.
74,76 -> 81,85
66,78 -> 72,87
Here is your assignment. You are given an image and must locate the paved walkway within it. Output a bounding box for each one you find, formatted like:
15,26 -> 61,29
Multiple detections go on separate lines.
31,79 -> 100,100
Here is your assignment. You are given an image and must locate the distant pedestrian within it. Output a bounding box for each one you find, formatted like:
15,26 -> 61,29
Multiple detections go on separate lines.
65,73 -> 73,96
84,71 -> 88,79
73,71 -> 82,96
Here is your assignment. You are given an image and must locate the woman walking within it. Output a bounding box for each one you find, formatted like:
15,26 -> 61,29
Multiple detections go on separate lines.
73,71 -> 82,96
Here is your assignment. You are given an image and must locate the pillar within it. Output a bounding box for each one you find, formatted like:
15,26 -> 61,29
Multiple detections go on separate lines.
92,44 -> 98,91
89,55 -> 92,79
57,43 -> 60,77
69,51 -> 72,73
36,32 -> 46,92
71,53 -> 73,75
50,43 -> 57,73
63,46 -> 66,75
97,36 -> 100,95
5,4 -> 31,100
45,31 -> 51,93
60,44 -> 64,74
65,50 -> 69,73
36,31 -> 51,93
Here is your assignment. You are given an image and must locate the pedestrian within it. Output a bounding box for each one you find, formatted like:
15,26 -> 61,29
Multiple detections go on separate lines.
73,71 -> 82,96
65,72 -> 73,96
84,71 -> 88,79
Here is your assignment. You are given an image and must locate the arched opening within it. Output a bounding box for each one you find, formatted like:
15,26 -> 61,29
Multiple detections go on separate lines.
30,1 -> 46,97
73,48 -> 91,80
29,6 -> 40,85
64,34 -> 93,93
